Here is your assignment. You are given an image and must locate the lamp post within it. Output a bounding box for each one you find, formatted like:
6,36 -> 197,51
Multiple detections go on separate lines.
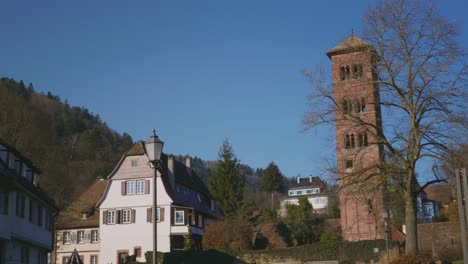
145,130 -> 164,264
382,209 -> 390,264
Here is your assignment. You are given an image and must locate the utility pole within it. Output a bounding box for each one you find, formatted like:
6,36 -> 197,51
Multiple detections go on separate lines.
455,167 -> 468,264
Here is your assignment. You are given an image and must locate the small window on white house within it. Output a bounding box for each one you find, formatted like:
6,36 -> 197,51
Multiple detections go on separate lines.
131,159 -> 139,167
77,231 -> 85,243
175,210 -> 184,225
126,181 -> 135,195
122,209 -> 131,224
91,230 -> 99,243
136,180 -> 145,194
107,210 -> 116,224
63,232 -> 71,244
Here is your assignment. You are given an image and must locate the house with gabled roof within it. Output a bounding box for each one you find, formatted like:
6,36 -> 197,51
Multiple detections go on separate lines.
51,179 -> 108,264
0,138 -> 58,264
97,141 -> 222,263
279,176 -> 329,216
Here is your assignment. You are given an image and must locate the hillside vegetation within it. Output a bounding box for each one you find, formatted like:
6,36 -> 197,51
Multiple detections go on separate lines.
0,78 -> 133,207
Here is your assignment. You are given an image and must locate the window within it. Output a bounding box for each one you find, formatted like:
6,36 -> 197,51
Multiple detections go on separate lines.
296,190 -> 302,195
62,257 -> 70,264
345,160 -> 354,169
126,181 -> 135,195
122,209 -> 131,224
345,134 -> 351,149
37,205 -> 42,226
131,159 -> 139,167
91,230 -> 99,243
345,66 -> 350,80
175,210 -> 184,225
136,180 -> 145,194
361,98 -> 366,112
197,193 -> 202,202
77,231 -> 85,243
0,191 -> 8,214
21,246 -> 29,264
134,247 -> 142,258
0,145 -> 7,163
342,99 -> 349,114
63,232 -> 71,244
358,133 -> 369,148
340,66 -> 346,81
350,134 -> 355,148
288,191 -> 293,196
16,192 -> 25,218
90,255 -> 98,264
107,210 -> 116,224
353,64 -> 363,79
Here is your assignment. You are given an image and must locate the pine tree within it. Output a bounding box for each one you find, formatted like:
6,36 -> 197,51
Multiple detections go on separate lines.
208,139 -> 245,216
261,162 -> 284,210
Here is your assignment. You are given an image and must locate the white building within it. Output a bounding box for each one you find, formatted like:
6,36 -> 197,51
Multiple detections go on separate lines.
279,176 -> 329,216
0,138 -> 58,264
52,179 -> 108,264
97,141 -> 222,263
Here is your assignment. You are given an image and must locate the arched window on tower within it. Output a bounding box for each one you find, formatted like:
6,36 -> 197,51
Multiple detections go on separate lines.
348,100 -> 353,114
342,99 -> 349,114
361,98 -> 366,112
364,133 -> 368,146
350,134 -> 355,148
354,64 -> 363,79
355,99 -> 361,113
340,66 -> 346,81
345,66 -> 351,80
358,133 -> 369,148
345,134 -> 351,149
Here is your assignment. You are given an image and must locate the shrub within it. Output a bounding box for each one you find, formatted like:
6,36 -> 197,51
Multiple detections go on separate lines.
319,229 -> 339,242
390,254 -> 433,264
202,221 -> 226,250
202,217 -> 254,251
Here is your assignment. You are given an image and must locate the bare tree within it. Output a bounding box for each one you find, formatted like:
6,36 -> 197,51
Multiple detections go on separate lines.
304,0 -> 466,255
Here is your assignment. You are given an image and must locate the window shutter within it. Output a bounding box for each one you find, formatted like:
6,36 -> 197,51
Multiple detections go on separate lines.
145,180 -> 150,194
147,208 -> 152,222
131,209 -> 136,223
160,208 -> 165,222
121,181 -> 126,195
117,210 -> 122,224
103,210 -> 108,224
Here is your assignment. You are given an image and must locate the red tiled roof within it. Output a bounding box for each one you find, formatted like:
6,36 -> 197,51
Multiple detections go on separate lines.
423,184 -> 453,205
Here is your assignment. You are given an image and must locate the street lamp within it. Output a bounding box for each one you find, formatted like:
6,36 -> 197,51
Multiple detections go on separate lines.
382,209 -> 390,264
145,130 -> 164,264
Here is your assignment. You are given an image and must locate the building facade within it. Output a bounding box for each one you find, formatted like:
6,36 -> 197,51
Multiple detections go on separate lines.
327,35 -> 386,241
97,141 -> 222,264
0,139 -> 58,264
52,179 -> 108,264
279,176 -> 329,216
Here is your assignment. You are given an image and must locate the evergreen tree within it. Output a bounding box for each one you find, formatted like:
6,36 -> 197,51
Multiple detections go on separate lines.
261,162 -> 284,210
208,139 -> 245,216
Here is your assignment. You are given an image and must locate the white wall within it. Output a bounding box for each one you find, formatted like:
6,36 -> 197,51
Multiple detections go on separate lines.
99,155 -> 175,263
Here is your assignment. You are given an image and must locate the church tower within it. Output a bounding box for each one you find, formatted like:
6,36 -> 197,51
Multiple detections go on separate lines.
326,35 -> 386,241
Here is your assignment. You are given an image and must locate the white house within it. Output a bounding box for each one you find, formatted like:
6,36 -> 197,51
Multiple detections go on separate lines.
0,138 -> 58,264
52,179 -> 108,264
97,141 -> 222,263
279,176 -> 329,216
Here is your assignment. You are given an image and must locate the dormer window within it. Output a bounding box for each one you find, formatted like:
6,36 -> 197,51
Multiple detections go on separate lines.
0,144 -> 7,163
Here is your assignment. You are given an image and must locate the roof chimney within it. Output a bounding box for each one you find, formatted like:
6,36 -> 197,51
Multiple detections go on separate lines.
309,176 -> 312,183
167,155 -> 175,190
297,177 -> 300,184
185,155 -> 192,176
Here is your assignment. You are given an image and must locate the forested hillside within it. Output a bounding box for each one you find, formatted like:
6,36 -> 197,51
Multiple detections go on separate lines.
0,78 -> 133,207
0,77 -> 284,209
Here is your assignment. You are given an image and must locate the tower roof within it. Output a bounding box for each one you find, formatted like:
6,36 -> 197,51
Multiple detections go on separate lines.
326,34 -> 373,58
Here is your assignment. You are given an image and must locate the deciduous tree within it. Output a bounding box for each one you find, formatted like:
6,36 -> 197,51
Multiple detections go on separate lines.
303,0 -> 466,254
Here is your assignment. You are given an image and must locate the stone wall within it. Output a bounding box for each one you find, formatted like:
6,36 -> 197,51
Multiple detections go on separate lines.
417,222 -> 461,256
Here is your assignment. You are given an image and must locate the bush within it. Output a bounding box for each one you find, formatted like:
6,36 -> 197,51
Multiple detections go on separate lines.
319,229 -> 339,242
202,217 -> 254,251
390,254 -> 433,264
437,245 -> 463,262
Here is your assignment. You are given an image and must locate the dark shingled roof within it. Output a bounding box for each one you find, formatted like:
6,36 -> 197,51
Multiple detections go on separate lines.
56,179 -> 108,229
423,184 -> 453,205
326,34 -> 374,58
111,141 -> 222,219
289,176 -> 326,190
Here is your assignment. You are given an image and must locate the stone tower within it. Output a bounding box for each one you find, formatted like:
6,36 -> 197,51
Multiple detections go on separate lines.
326,35 -> 386,241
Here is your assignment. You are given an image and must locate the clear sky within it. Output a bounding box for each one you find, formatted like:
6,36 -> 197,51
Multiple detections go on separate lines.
1,0 -> 466,178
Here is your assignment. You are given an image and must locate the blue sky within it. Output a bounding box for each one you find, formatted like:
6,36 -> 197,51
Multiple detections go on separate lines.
1,0 -> 466,178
